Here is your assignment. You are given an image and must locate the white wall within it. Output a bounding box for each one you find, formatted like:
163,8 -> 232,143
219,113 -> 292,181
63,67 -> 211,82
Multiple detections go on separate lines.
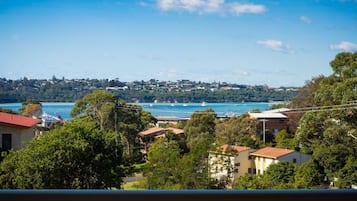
253,152 -> 311,174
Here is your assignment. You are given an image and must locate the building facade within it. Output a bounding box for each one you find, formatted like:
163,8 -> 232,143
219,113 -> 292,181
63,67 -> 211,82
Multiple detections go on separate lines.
208,145 -> 255,188
0,112 -> 41,152
208,145 -> 311,188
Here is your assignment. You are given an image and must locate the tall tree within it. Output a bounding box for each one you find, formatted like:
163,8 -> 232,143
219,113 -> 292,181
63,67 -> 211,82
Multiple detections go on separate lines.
184,108 -> 216,149
294,159 -> 325,189
71,90 -> 156,161
179,132 -> 213,189
116,100 -> 156,161
71,90 -> 116,131
275,129 -> 295,149
295,52 -> 357,187
215,114 -> 258,147
144,138 -> 182,189
288,76 -> 324,108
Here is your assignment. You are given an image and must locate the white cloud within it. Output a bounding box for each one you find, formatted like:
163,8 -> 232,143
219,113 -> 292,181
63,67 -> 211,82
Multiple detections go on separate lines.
300,16 -> 311,24
230,3 -> 266,15
256,39 -> 292,53
330,41 -> 357,52
156,0 -> 266,15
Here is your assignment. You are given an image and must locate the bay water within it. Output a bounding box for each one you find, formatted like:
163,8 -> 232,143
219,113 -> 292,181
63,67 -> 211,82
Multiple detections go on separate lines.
0,102 -> 274,119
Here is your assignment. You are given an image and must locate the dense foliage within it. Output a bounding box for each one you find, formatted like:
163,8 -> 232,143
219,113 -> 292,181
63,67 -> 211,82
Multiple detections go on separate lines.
70,90 -> 156,162
294,52 -> 357,187
0,119 -> 124,189
215,114 -> 259,148
0,90 -> 157,189
144,109 -> 217,189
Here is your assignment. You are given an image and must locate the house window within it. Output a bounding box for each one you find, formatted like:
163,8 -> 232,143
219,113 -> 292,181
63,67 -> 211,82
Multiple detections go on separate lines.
248,168 -> 257,174
293,158 -> 297,163
2,134 -> 12,151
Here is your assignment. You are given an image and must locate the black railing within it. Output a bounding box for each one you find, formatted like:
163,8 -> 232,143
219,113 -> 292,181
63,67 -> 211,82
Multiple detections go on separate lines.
0,189 -> 356,201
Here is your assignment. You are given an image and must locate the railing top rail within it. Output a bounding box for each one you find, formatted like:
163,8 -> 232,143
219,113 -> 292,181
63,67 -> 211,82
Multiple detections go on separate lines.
0,189 -> 356,201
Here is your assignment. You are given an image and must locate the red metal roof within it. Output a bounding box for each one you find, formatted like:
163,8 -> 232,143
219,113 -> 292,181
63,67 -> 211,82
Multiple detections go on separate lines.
0,112 -> 41,128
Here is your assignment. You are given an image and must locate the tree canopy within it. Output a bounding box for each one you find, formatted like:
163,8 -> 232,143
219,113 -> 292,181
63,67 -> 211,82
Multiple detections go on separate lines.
0,118 -> 124,189
294,52 -> 357,187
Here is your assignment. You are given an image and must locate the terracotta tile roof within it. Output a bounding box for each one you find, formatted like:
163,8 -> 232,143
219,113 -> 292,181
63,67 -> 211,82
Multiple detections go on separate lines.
250,147 -> 295,159
138,127 -> 165,137
0,112 -> 41,128
212,144 -> 252,155
139,127 -> 185,137
166,127 -> 184,135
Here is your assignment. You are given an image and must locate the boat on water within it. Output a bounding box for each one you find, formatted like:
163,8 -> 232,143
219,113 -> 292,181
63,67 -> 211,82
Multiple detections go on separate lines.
201,102 -> 207,107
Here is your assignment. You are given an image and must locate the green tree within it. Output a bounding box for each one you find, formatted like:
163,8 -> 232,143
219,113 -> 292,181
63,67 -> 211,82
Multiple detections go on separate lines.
295,111 -> 329,154
275,129 -> 295,149
264,161 -> 297,189
71,90 -> 156,162
235,174 -> 270,190
144,138 -> 182,189
313,143 -> 350,180
0,118 -> 124,189
335,156 -> 357,188
179,133 -> 212,189
116,100 -> 156,161
288,76 -> 324,108
215,114 -> 259,147
71,90 -> 116,131
294,159 -> 325,189
293,52 -> 357,188
184,108 -> 216,149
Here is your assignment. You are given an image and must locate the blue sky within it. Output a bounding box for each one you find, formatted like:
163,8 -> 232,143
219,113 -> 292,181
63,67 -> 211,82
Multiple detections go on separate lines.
0,0 -> 356,87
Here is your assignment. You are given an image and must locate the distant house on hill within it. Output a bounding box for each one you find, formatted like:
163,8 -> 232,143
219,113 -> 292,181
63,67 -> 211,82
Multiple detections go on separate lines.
208,144 -> 255,188
250,147 -> 311,175
0,112 -> 41,152
138,127 -> 185,156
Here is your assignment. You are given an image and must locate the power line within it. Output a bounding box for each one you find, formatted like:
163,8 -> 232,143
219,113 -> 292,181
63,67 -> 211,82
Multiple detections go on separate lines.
115,101 -> 357,116
285,102 -> 357,114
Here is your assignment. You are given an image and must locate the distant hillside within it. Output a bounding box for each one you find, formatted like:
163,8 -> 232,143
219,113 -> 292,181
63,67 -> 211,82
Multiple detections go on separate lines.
0,77 -> 299,103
